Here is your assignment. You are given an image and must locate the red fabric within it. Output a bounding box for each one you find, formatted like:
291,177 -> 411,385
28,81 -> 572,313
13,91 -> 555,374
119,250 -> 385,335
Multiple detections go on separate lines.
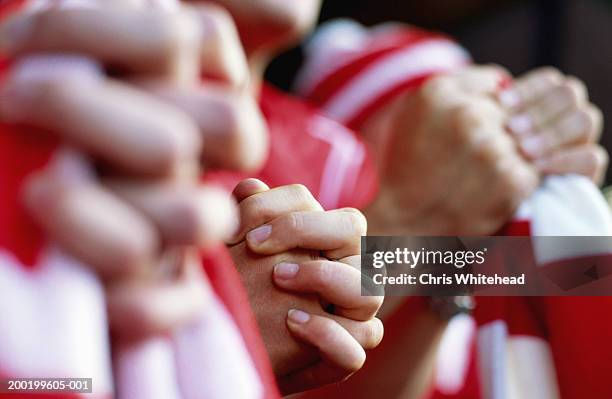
428,340 -> 481,399
543,297 -> 612,399
0,0 -> 26,20
259,85 -> 378,209
202,246 -> 281,399
0,59 -> 57,267
207,84 -> 379,211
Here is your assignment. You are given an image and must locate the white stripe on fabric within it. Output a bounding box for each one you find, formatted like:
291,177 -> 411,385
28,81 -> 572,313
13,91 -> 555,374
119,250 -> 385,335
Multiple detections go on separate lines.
526,175 -> 612,265
0,247 -> 113,396
173,294 -> 263,399
308,115 -> 365,209
506,337 -> 560,399
319,39 -> 470,124
477,321 -> 508,399
435,314 -> 476,394
295,19 -> 372,96
115,338 -> 182,399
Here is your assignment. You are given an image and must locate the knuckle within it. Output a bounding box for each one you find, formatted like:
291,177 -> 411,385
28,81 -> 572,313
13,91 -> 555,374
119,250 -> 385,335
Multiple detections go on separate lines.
197,2 -> 234,26
421,75 -> 452,104
587,105 -> 604,140
311,261 -> 334,286
341,208 -> 368,235
285,211 -> 305,233
473,139 -> 501,166
224,96 -> 268,171
565,77 -> 587,102
288,183 -> 314,201
536,67 -> 564,85
501,168 -> 535,204
557,85 -> 579,108
593,146 -> 610,169
484,63 -> 510,79
240,192 -> 268,219
452,105 -> 481,142
577,110 -> 596,141
196,4 -> 237,49
341,209 -> 368,236
162,10 -> 201,51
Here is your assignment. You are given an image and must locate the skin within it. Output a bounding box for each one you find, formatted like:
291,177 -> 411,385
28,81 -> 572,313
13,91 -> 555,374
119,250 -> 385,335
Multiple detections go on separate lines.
0,1 -> 264,338
2,0 -> 607,396
2,2 -> 384,393
230,179 -> 383,394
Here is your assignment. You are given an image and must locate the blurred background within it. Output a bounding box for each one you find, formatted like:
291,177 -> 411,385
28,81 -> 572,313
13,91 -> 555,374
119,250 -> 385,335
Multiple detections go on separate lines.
267,0 -> 612,184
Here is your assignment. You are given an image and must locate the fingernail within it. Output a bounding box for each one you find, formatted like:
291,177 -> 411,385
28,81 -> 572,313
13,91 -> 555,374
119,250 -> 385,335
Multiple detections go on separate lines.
508,114 -> 533,136
288,309 -> 310,324
274,263 -> 299,279
499,89 -> 521,109
521,136 -> 546,158
0,15 -> 32,54
247,225 -> 271,244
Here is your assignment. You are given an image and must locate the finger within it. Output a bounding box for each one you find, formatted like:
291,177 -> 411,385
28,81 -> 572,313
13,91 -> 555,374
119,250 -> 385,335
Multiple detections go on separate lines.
535,145 -> 609,186
280,310 -> 366,394
507,81 -> 588,136
328,316 -> 384,350
107,181 -> 238,247
519,105 -> 603,159
229,184 -> 323,245
190,3 -> 249,86
23,149 -> 159,280
273,260 -> 383,321
140,82 -> 268,171
107,250 -> 209,339
232,178 -> 270,202
246,208 -> 367,259
0,61 -> 201,176
500,67 -> 564,111
453,64 -> 511,95
0,7 -> 203,85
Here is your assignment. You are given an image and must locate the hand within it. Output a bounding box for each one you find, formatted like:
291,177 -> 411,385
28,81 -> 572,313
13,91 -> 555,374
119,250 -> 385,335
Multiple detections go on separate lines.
500,67 -> 608,185
0,1 -> 268,170
362,66 -> 539,235
0,2 -> 259,338
22,149 -> 223,339
229,179 -> 384,394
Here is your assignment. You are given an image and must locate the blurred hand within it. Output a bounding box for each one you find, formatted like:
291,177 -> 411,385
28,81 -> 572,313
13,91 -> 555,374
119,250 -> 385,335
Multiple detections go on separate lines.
0,1 -> 264,338
22,148 -> 231,339
229,179 -> 384,394
0,1 -> 268,170
500,67 -> 608,185
362,65 -> 539,235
